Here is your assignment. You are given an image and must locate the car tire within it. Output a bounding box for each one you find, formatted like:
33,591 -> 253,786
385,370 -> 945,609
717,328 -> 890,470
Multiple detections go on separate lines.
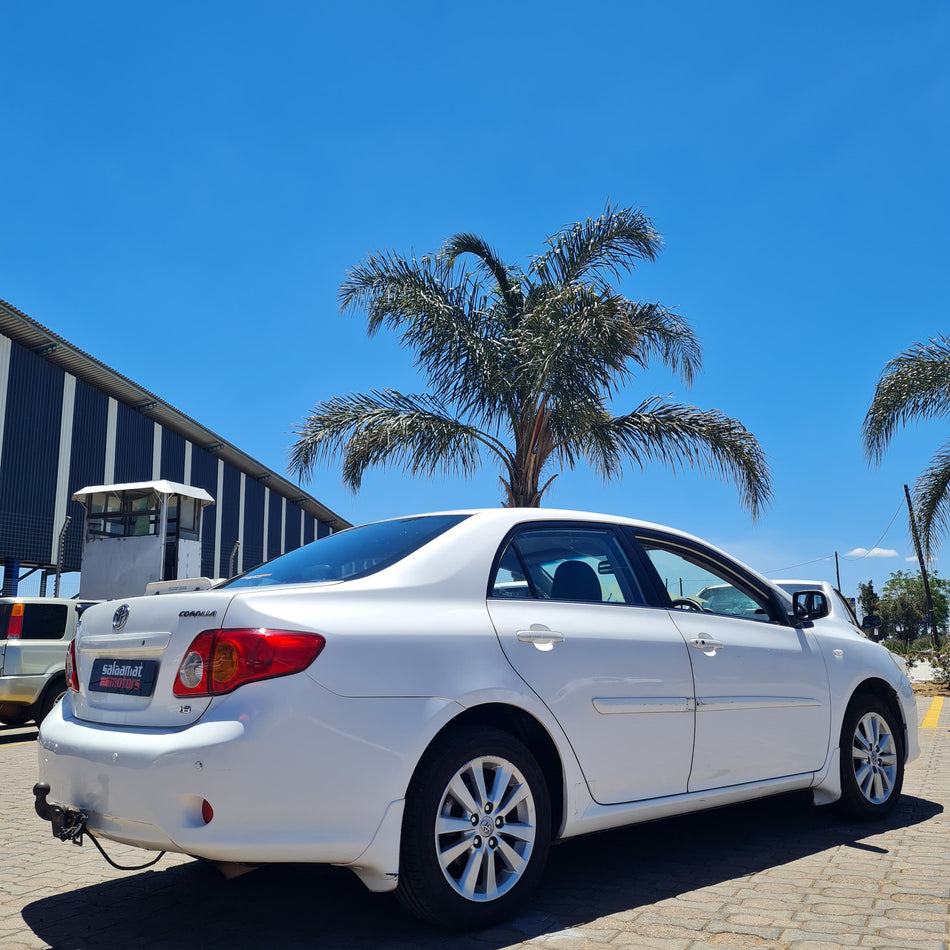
35,679 -> 67,726
836,693 -> 904,820
0,705 -> 33,727
396,727 -> 552,930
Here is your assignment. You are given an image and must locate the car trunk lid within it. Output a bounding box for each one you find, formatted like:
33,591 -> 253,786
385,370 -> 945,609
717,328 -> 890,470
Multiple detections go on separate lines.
71,591 -> 237,727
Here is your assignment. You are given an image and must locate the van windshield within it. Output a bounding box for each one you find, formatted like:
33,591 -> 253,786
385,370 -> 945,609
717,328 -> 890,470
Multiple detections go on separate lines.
222,514 -> 471,588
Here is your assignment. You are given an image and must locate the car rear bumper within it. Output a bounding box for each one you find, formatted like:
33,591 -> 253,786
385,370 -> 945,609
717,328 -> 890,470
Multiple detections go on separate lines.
37,682 -> 458,870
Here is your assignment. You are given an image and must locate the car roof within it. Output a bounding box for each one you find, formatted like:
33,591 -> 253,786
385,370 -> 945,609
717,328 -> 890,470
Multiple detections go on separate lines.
772,579 -> 833,588
372,508 -> 769,583
382,507 -> 714,549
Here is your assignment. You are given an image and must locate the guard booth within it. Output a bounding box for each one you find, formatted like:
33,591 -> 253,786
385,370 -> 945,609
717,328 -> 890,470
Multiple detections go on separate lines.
72,481 -> 215,600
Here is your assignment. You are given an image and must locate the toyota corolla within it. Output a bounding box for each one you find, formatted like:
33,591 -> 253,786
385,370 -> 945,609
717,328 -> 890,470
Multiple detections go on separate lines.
35,508 -> 919,928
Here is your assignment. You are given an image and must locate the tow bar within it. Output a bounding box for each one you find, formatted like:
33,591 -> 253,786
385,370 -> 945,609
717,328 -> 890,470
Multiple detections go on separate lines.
32,782 -> 166,870
33,782 -> 88,845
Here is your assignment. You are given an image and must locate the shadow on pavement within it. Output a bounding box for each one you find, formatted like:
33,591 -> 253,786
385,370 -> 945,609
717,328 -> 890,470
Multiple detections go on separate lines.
0,725 -> 37,746
22,790 -> 943,950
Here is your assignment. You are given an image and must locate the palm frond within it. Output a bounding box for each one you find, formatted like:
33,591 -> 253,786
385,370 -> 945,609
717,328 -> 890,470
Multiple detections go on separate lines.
573,397 -> 772,519
441,233 -> 522,314
863,336 -> 950,464
620,302 -> 702,387
338,250 -> 462,336
912,440 -> 950,558
288,390 -> 510,491
533,203 -> 662,287
512,290 -> 702,414
338,252 -> 517,423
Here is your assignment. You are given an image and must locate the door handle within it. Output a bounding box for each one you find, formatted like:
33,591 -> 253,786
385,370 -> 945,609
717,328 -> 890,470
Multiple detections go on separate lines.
689,637 -> 724,654
516,627 -> 564,652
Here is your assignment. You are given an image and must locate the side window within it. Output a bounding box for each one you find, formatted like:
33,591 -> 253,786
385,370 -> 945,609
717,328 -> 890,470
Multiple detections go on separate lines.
21,604 -> 70,640
490,526 -> 645,605
491,545 -> 533,599
638,539 -> 774,623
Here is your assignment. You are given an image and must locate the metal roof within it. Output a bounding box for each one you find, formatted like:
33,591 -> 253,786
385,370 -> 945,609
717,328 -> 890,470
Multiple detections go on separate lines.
0,298 -> 351,531
72,480 -> 216,505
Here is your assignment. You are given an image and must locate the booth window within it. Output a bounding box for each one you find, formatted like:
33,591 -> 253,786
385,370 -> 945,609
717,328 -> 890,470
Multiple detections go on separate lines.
166,494 -> 199,542
86,491 -> 161,538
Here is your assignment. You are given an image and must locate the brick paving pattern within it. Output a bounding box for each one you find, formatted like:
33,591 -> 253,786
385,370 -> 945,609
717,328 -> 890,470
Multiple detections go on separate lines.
1,694 -> 947,949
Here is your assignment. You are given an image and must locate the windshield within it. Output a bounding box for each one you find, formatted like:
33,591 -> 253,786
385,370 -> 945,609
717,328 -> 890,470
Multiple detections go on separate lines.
222,514 -> 470,588
777,582 -> 815,596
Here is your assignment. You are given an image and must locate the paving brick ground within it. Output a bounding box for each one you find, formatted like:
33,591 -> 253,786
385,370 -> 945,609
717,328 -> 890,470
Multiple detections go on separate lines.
1,694 -> 947,950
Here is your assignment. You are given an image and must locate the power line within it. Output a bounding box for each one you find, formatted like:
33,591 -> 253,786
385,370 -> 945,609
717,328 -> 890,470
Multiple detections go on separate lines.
841,500 -> 904,561
764,499 -> 906,576
763,555 -> 834,575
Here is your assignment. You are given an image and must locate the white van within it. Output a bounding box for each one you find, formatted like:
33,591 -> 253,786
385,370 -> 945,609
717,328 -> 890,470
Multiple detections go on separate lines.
0,598 -> 96,726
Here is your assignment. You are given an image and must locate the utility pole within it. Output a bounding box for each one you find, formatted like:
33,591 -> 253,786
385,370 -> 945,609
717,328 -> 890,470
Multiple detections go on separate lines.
904,484 -> 939,650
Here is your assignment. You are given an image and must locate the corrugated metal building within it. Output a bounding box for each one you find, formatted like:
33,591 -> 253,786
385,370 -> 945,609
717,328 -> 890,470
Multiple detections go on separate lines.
0,299 -> 350,595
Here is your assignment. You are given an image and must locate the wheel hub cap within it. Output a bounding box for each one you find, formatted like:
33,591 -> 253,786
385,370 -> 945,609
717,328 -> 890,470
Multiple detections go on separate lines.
852,710 -> 898,805
434,753 -> 538,903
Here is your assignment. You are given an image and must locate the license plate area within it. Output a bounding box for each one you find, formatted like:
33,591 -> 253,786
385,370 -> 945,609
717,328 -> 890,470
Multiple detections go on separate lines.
89,658 -> 158,696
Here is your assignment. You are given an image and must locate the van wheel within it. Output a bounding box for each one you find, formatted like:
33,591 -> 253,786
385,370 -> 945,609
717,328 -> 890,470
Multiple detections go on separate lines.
396,727 -> 551,929
0,705 -> 32,727
36,680 -> 67,726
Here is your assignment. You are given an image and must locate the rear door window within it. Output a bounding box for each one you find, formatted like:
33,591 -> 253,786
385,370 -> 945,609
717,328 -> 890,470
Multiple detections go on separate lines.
490,525 -> 646,605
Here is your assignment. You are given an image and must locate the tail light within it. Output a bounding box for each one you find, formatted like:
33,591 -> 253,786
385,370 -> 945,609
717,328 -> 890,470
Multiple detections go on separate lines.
66,639 -> 79,691
7,603 -> 24,639
173,628 -> 325,697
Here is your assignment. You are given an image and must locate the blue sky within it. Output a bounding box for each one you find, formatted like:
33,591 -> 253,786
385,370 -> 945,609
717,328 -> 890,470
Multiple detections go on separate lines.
2,1 -> 948,603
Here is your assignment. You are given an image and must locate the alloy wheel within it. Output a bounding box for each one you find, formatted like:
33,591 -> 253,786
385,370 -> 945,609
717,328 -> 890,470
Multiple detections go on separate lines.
433,753 -> 538,902
851,710 -> 899,804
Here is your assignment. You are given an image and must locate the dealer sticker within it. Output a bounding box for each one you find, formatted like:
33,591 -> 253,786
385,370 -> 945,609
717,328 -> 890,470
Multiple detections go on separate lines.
89,658 -> 158,697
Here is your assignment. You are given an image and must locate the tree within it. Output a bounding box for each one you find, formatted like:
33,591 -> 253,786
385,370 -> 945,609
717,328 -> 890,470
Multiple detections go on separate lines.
863,336 -> 950,557
857,580 -> 879,619
878,569 -> 950,642
290,205 -> 772,513
858,581 -> 881,629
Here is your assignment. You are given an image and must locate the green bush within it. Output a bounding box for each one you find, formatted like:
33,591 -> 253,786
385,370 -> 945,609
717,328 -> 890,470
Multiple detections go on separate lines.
885,638 -> 914,657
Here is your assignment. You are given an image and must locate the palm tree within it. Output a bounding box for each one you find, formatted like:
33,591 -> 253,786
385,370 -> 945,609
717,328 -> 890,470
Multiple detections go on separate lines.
289,205 -> 772,515
864,336 -> 950,556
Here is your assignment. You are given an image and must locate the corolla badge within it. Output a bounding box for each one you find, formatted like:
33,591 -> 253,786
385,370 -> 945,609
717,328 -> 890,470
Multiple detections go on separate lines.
112,604 -> 130,630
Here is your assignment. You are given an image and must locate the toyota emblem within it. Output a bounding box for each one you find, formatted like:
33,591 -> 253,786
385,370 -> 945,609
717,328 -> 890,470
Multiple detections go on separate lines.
112,604 -> 130,630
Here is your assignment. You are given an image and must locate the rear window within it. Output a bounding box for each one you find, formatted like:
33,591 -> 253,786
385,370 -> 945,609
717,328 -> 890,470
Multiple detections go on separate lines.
222,514 -> 470,588
0,603 -> 69,640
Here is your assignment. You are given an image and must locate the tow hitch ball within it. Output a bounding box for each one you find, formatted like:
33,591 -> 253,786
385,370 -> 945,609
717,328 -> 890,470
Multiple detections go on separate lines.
33,782 -> 88,845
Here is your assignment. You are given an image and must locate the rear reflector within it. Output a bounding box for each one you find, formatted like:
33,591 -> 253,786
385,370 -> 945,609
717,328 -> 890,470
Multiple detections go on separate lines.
173,628 -> 325,697
201,799 -> 214,824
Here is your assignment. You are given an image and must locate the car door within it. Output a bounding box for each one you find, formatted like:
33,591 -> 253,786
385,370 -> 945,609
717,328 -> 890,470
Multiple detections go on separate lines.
633,532 -> 831,792
486,522 -> 695,806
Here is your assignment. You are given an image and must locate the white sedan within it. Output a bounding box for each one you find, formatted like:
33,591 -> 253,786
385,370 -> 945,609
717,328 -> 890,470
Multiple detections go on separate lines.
35,509 -> 919,929
774,579 -> 868,635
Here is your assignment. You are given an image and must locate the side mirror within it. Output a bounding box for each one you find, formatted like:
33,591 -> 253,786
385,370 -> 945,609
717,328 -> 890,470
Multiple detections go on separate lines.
792,589 -> 830,623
